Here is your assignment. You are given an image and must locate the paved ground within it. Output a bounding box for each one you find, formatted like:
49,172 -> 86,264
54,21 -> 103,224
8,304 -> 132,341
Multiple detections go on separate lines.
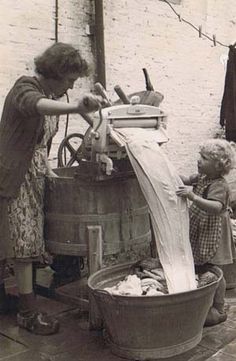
1,281 -> 236,361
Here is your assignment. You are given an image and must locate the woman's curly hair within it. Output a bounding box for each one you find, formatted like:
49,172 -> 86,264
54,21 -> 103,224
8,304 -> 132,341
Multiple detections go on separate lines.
34,42 -> 88,80
200,139 -> 236,175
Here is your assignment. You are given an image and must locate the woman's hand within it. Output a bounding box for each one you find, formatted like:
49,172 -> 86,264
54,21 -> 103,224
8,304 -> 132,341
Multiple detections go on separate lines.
36,94 -> 109,116
176,186 -> 195,201
77,93 -> 107,113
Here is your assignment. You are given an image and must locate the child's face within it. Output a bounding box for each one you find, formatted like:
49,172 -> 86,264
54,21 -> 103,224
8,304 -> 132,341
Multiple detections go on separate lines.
197,152 -> 218,177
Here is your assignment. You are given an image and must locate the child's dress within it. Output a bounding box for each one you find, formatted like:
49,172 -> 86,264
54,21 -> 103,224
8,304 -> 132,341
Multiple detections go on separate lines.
190,174 -> 236,266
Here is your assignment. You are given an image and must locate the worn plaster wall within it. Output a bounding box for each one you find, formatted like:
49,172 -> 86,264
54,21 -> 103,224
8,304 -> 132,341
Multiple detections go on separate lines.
0,1 -> 236,172
0,0 -> 54,109
0,0 -> 95,165
102,0 -> 236,173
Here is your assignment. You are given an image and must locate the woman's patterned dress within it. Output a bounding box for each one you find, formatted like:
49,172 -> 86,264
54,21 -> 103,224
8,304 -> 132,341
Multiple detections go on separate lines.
8,116 -> 58,260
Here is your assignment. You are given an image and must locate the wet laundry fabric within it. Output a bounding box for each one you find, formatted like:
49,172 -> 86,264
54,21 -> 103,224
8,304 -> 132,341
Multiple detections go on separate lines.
114,128 -> 196,294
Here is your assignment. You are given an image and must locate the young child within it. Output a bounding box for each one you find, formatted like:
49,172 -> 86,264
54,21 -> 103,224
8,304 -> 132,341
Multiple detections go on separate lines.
176,139 -> 236,326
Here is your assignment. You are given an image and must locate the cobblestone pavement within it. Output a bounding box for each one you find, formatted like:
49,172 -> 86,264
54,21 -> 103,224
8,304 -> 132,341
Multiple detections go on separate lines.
1,284 -> 236,361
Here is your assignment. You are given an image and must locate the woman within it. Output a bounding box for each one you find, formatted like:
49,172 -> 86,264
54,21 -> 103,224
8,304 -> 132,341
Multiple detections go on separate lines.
0,42 -> 103,335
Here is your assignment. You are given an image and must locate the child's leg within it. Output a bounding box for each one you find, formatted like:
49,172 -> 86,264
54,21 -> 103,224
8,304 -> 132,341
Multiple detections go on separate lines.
213,276 -> 226,313
204,276 -> 227,327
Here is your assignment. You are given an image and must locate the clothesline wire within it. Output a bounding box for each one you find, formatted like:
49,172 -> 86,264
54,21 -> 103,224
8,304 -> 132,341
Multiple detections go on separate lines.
162,0 -> 230,48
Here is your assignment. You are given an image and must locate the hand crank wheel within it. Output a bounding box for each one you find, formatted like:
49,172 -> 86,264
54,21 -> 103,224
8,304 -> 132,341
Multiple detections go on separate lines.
57,133 -> 84,167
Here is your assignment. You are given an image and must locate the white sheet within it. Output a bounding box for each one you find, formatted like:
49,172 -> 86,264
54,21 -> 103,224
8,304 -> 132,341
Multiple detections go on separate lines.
114,128 -> 196,293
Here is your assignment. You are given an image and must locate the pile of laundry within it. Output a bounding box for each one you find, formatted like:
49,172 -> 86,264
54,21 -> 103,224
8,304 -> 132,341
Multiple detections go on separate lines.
104,258 -> 219,296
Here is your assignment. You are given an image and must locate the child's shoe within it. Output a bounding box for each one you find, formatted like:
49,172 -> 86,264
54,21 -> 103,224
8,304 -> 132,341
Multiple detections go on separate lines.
204,306 -> 227,327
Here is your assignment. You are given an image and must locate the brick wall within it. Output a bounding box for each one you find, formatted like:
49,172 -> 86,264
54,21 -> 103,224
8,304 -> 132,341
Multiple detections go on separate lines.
0,1 -> 236,172
0,0 -> 95,165
0,0 -> 54,109
102,0 -> 236,174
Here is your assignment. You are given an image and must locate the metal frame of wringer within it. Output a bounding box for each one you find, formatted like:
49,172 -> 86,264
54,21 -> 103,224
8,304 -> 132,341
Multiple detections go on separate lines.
90,98 -> 168,173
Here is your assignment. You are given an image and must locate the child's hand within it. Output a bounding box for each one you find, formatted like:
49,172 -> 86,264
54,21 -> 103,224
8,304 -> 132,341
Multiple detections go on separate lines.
176,186 -> 195,201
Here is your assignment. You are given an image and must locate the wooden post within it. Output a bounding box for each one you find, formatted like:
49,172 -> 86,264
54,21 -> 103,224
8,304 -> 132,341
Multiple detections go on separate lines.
87,225 -> 103,330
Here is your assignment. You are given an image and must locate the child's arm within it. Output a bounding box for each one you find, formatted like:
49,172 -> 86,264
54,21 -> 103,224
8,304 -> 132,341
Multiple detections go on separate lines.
179,173 -> 198,186
179,175 -> 192,185
176,187 -> 223,214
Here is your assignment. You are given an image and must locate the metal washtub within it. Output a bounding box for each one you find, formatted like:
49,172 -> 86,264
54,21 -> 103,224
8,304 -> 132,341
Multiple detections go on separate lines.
88,262 -> 223,360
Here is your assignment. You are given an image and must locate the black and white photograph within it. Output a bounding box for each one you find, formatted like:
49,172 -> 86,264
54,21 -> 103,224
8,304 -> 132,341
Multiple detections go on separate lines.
1,1 -> 236,360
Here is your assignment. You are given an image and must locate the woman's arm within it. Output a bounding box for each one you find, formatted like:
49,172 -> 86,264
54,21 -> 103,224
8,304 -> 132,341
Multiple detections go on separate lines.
36,93 -> 103,116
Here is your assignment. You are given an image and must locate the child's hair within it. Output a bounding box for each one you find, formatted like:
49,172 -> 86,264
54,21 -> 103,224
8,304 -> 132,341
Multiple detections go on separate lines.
199,139 -> 236,175
34,42 -> 88,80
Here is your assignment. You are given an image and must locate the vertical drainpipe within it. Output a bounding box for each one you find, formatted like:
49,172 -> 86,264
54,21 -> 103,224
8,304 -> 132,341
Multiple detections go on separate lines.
47,0 -> 59,157
94,0 -> 106,88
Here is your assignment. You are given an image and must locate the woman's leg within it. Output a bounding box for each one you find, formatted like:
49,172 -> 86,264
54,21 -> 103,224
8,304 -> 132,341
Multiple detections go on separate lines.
14,260 -> 59,335
14,261 -> 35,315
0,197 -> 10,312
0,259 -> 19,314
